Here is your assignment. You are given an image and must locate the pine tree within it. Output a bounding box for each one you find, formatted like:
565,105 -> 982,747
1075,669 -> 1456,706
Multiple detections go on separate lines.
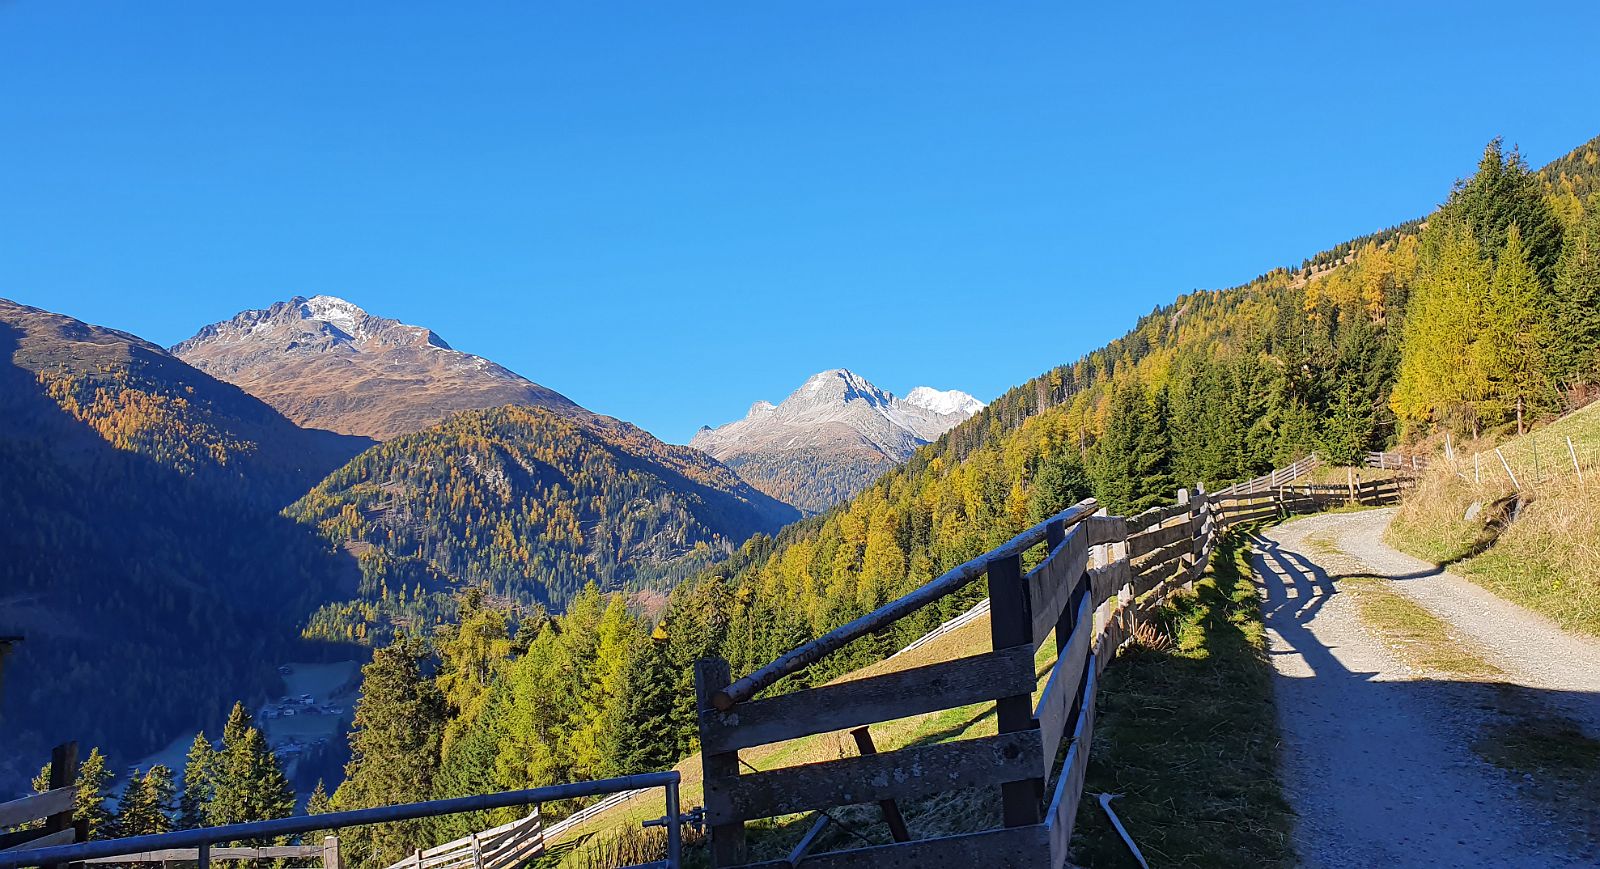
208,703 -> 293,831
31,755 -> 113,838
178,732 -> 217,829
1028,447 -> 1092,522
334,638 -> 446,868
1552,205 -> 1600,390
607,626 -> 679,775
1449,138 -> 1566,286
112,765 -> 176,838
303,779 -> 335,846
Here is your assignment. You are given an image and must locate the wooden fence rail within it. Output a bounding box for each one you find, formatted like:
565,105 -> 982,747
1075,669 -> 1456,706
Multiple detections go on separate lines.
0,743 -> 80,863
695,458 -> 1406,868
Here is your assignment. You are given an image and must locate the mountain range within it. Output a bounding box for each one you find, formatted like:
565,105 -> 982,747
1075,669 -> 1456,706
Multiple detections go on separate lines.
689,369 -> 984,514
172,295 -> 584,440
0,294 -> 795,789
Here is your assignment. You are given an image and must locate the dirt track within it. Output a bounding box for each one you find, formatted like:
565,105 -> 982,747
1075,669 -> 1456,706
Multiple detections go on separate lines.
1253,509 -> 1600,868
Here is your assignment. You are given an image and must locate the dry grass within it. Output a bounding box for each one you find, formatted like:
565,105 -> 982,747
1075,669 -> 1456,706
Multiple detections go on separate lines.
1387,403 -> 1600,637
1340,577 -> 1503,678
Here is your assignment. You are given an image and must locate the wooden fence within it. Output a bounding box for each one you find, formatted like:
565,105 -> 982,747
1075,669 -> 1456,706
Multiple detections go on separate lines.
381,810 -> 542,869
83,840 -> 339,867
1365,450 -> 1429,472
0,744 -> 80,861
693,460 -> 1405,868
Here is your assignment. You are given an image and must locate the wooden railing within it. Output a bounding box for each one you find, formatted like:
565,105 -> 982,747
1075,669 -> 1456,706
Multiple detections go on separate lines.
0,773 -> 684,869
694,459 -> 1404,868
1365,450 -> 1429,472
0,744 -> 79,861
383,810 -> 541,869
84,841 -> 339,866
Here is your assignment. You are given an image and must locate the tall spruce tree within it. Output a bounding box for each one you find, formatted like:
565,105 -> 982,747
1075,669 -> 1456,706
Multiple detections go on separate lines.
208,703 -> 293,832
112,765 -> 176,838
1552,205 -> 1600,389
334,638 -> 446,868
177,732 -> 217,829
1450,138 -> 1566,286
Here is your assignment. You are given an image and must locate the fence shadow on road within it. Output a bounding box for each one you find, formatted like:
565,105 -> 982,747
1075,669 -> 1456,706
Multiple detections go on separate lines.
1241,529 -> 1600,866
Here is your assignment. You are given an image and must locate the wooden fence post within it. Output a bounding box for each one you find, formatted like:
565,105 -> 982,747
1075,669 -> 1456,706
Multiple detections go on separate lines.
848,727 -> 911,843
696,657 -> 746,867
40,741 -> 77,869
322,836 -> 342,869
986,552 -> 1043,827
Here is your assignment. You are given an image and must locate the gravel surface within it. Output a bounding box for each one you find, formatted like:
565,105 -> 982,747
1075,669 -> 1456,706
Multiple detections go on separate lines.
1254,509 -> 1600,868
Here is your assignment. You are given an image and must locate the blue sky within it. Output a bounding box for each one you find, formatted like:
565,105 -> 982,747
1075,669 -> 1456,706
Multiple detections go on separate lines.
3,2 -> 1598,444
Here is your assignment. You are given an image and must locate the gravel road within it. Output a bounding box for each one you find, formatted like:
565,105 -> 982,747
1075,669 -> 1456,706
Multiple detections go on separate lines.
1254,509 -> 1600,868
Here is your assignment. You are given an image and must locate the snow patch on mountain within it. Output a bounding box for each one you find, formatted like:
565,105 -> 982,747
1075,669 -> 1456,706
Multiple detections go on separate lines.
689,369 -> 985,512
903,385 -> 985,418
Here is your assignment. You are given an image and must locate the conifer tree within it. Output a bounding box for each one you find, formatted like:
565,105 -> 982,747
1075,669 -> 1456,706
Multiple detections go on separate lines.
112,765 -> 176,838
1483,225 -> 1557,431
334,638 -> 446,868
178,732 -> 217,829
1552,205 -> 1600,389
208,703 -> 293,831
32,748 -> 113,841
607,625 -> 679,775
1450,138 -> 1565,285
1028,448 -> 1092,521
1392,220 -> 1493,436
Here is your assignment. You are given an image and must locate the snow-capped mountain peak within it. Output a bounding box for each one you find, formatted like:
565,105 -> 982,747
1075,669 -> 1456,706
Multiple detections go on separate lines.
171,295 -> 580,439
903,386 -> 985,417
690,369 -> 985,514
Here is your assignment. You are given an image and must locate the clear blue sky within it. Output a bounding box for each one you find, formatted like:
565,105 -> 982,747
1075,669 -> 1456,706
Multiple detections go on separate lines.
3,2 -> 1598,444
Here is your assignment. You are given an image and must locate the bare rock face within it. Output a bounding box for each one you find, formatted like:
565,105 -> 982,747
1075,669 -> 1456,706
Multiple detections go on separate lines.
172,295 -> 583,439
689,369 -> 983,514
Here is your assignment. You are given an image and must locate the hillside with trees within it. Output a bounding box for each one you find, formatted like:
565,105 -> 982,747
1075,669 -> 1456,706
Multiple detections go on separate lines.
288,406 -> 799,644
0,299 -> 368,793
315,134 -> 1600,855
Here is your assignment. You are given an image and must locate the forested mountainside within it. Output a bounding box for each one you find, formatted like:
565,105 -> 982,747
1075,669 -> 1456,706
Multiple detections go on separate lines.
0,299 -> 368,792
173,296 -> 584,440
689,369 -> 983,514
290,406 -> 799,644
319,135 -> 1600,833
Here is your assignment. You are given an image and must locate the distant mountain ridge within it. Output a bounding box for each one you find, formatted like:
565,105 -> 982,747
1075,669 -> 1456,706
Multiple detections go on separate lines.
173,295 -> 583,440
690,369 -> 984,513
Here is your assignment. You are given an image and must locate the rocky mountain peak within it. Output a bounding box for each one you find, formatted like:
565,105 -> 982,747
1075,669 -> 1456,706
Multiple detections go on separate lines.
171,296 -> 582,440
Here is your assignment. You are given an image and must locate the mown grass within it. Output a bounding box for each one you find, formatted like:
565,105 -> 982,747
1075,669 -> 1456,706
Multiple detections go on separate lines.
1340,576 -> 1502,678
1069,534 -> 1294,869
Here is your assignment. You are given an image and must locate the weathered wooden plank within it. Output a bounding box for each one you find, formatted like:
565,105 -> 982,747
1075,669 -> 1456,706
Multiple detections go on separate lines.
0,828 -> 75,854
1044,666 -> 1098,867
1132,535 -> 1190,575
1026,524 -> 1090,648
0,788 -> 74,830
1089,558 -> 1131,609
1035,594 -> 1092,767
1131,559 -> 1182,598
698,645 -> 1035,754
697,657 -> 748,866
1084,515 -> 1127,546
703,730 -> 1044,825
986,550 -> 1044,829
715,500 -> 1099,709
780,824 -> 1049,869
